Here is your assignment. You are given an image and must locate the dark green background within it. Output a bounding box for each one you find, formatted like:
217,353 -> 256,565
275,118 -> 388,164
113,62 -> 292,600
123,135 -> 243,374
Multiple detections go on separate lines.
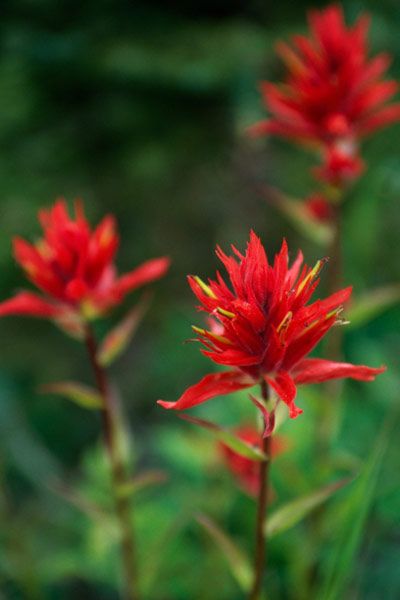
0,1 -> 399,598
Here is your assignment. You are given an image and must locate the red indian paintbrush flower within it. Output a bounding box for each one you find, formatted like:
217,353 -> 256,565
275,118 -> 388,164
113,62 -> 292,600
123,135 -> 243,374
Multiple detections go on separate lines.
219,426 -> 286,496
0,199 -> 170,333
250,4 -> 400,183
158,231 -> 384,419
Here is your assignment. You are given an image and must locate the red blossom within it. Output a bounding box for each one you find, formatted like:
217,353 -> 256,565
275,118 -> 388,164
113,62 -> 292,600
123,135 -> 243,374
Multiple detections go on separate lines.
313,143 -> 364,185
304,194 -> 334,223
250,4 -> 400,182
158,231 -> 385,418
219,426 -> 286,496
0,199 -> 170,327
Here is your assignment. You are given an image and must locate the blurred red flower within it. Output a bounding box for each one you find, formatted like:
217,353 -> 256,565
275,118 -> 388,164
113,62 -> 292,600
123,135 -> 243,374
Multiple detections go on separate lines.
158,231 -> 384,418
250,4 -> 400,182
304,193 -> 335,223
0,199 -> 169,329
219,426 -> 286,496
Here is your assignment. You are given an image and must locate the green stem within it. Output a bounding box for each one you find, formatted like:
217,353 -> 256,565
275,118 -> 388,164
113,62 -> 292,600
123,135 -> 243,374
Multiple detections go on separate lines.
248,381 -> 271,600
85,325 -> 139,600
318,200 -> 345,453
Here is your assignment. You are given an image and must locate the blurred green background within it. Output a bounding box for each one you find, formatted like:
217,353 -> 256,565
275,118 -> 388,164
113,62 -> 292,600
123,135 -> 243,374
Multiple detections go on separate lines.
0,1 -> 399,598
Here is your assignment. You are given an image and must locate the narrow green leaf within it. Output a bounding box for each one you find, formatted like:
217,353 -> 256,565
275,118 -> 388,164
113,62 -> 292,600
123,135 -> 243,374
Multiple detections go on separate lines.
97,295 -> 150,366
41,382 -> 103,410
266,478 -> 351,538
196,513 -> 252,592
51,481 -> 111,523
116,470 -> 168,499
266,188 -> 333,246
317,418 -> 393,600
347,285 -> 400,329
179,414 -> 267,461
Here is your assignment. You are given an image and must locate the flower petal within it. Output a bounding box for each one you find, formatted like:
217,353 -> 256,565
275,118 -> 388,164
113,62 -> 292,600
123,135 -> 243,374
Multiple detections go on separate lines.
157,370 -> 254,410
115,257 -> 170,297
0,292 -> 61,318
292,358 -> 386,384
264,372 -> 303,419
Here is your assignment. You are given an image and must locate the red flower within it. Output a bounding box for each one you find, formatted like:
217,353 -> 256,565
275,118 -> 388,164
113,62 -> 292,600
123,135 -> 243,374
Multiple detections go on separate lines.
158,231 -> 384,418
304,193 -> 334,223
313,143 -> 364,186
250,4 -> 400,181
219,426 -> 286,496
0,199 -> 170,330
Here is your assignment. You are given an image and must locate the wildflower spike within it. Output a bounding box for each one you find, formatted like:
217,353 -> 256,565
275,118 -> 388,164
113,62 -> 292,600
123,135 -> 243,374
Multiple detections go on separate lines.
0,199 -> 170,328
158,231 -> 385,420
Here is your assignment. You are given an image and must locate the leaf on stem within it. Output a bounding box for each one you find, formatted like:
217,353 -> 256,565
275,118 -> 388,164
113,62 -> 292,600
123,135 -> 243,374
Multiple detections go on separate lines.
179,414 -> 267,461
196,513 -> 252,592
116,469 -> 168,499
50,481 -> 113,524
316,417 -> 394,600
40,381 -> 103,410
97,294 -> 151,366
346,285 -> 400,329
266,477 -> 351,537
265,187 -> 334,246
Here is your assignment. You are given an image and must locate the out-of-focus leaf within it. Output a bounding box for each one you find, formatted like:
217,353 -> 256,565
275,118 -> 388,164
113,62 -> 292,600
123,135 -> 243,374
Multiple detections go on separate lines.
266,478 -> 351,538
54,309 -> 85,340
51,481 -> 112,524
346,285 -> 400,329
317,417 -> 394,600
116,470 -> 168,499
180,415 -> 267,461
40,382 -> 103,410
264,186 -> 334,246
196,513 -> 252,592
97,295 -> 150,366
142,514 -> 189,595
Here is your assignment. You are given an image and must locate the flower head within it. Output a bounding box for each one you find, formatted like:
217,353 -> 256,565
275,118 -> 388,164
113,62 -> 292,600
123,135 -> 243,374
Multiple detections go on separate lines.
0,199 -> 170,333
250,4 -> 400,182
219,425 -> 285,496
158,231 -> 384,419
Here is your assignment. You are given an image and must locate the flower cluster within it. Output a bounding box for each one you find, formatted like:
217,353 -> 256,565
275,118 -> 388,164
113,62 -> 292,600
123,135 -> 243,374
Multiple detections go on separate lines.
251,4 -> 400,191
0,200 -> 169,334
158,231 -> 384,420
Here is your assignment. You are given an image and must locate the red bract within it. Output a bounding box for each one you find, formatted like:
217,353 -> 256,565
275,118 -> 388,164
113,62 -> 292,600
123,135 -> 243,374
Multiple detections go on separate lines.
250,4 -> 400,181
304,193 -> 335,223
219,426 -> 285,496
158,231 -> 385,418
0,199 -> 170,331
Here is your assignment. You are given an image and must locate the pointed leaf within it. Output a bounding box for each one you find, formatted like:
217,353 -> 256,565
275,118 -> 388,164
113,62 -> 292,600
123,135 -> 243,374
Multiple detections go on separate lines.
196,513 -> 252,592
347,285 -> 400,329
116,470 -> 168,499
265,187 -> 333,246
41,382 -> 103,410
51,481 -> 111,523
317,417 -> 393,600
266,478 -> 351,537
180,414 -> 267,461
97,295 -> 150,366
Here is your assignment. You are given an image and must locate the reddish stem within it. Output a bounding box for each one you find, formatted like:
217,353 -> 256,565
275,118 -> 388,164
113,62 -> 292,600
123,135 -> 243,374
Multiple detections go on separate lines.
248,382 -> 271,600
85,325 -> 139,600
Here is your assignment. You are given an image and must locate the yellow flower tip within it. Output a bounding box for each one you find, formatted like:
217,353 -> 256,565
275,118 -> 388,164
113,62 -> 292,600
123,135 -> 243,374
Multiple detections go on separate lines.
296,257 -> 329,297
216,306 -> 236,319
193,276 -> 217,299
277,310 -> 293,333
192,325 -> 206,335
192,324 -> 232,346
